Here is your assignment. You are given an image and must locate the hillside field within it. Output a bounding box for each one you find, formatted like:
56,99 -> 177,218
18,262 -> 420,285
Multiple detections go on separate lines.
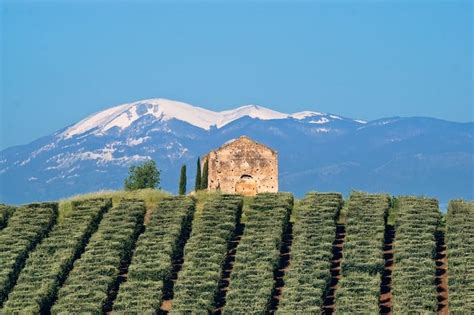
0,189 -> 472,314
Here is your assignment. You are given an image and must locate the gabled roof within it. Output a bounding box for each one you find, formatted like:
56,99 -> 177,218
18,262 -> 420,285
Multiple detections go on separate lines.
203,135 -> 277,160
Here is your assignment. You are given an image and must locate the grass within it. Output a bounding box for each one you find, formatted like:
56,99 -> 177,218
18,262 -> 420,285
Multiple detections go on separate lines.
58,189 -> 170,223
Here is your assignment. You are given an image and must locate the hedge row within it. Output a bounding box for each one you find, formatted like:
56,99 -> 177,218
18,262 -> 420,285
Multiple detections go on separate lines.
335,192 -> 390,314
171,194 -> 243,313
279,192 -> 343,313
0,203 -> 58,306
51,199 -> 146,314
2,198 -> 112,313
0,205 -> 15,230
391,196 -> 440,313
224,193 -> 294,313
113,196 -> 195,313
446,199 -> 474,313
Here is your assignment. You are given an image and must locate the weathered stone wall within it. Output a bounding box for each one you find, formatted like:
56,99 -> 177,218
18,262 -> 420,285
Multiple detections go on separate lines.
203,136 -> 278,196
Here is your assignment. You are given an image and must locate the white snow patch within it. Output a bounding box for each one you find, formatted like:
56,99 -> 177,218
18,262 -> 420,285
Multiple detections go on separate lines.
28,177 -> 38,181
316,128 -> 330,133
291,111 -> 324,120
20,157 -> 31,166
127,137 -> 150,146
309,117 -> 330,124
355,119 -> 367,124
329,115 -> 342,120
217,105 -> 289,126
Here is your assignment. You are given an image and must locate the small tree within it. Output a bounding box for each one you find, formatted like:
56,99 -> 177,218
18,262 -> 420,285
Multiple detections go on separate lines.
179,164 -> 187,195
195,157 -> 201,191
201,159 -> 209,190
124,160 -> 160,191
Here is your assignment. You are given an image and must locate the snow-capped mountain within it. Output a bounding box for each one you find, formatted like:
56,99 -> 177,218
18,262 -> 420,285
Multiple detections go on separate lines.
1,98 -> 473,206
61,98 -> 357,138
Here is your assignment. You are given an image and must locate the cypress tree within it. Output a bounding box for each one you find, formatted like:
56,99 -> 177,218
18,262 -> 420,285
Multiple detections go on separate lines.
195,157 -> 201,191
179,164 -> 186,195
201,159 -> 209,190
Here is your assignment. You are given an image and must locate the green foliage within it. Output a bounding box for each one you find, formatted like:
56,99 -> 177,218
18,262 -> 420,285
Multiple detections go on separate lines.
171,195 -> 243,313
124,160 -> 160,191
0,204 -> 15,230
279,192 -> 343,312
0,203 -> 58,306
224,193 -> 294,313
201,159 -> 209,190
113,196 -> 195,313
179,164 -> 187,195
61,188 -> 170,215
3,199 -> 112,313
391,196 -> 441,313
446,199 -> 474,313
51,200 -> 146,314
335,192 -> 390,314
195,157 -> 201,191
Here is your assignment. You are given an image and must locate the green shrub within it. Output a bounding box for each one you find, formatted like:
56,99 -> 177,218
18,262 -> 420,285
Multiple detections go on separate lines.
0,203 -> 57,306
224,192 -> 294,313
279,192 -> 343,312
51,200 -> 145,314
171,195 -> 243,313
3,199 -> 112,313
446,199 -> 474,313
335,192 -> 390,314
124,160 -> 160,190
113,196 -> 195,313
391,196 -> 440,313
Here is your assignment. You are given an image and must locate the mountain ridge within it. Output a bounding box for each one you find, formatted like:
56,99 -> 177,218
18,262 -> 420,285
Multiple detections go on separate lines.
60,98 -> 366,139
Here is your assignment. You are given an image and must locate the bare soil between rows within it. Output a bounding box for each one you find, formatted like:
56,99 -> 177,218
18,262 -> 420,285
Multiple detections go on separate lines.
268,222 -> 293,314
213,222 -> 245,314
380,225 -> 395,315
435,231 -> 448,315
322,224 -> 346,314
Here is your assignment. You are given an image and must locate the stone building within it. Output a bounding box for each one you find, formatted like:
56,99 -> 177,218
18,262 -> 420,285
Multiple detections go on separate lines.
202,136 -> 278,196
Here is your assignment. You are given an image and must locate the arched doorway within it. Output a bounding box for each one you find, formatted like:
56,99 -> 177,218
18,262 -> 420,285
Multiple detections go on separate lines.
235,175 -> 257,196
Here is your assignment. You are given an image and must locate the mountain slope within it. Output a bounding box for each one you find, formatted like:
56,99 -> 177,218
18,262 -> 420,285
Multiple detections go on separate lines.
1,98 -> 472,205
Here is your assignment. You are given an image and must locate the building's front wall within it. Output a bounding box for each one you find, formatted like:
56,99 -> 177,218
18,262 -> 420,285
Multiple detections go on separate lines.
205,137 -> 278,196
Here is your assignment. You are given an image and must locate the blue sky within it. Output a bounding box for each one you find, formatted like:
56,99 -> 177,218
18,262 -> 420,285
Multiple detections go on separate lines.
1,0 -> 472,149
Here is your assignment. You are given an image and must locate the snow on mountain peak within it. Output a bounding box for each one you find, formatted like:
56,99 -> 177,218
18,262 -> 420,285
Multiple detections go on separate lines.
60,98 -> 364,139
61,98 -> 291,139
290,111 -> 325,120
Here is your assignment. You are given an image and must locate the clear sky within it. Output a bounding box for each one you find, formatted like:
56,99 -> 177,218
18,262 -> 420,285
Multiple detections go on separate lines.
1,0 -> 472,150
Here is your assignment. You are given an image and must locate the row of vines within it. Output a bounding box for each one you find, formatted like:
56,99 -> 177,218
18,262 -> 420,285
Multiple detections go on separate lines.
446,199 -> 474,313
0,204 -> 15,230
335,193 -> 390,313
224,192 -> 293,313
391,196 -> 441,313
279,192 -> 343,312
170,195 -> 243,313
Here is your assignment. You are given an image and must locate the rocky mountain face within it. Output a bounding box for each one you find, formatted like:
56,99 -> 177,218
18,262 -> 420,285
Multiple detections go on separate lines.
1,98 -> 473,206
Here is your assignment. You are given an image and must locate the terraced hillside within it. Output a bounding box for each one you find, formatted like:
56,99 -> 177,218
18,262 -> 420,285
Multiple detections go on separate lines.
0,190 -> 472,314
